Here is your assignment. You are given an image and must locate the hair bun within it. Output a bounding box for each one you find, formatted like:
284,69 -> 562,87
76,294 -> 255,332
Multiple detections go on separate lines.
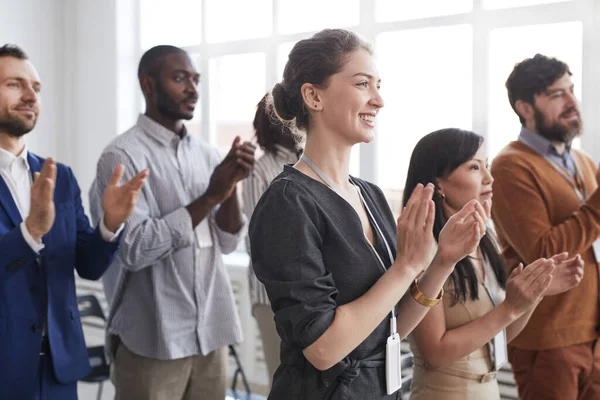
271,82 -> 299,121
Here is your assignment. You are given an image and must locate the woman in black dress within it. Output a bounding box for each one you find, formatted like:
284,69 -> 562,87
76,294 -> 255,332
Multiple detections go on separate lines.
249,29 -> 488,399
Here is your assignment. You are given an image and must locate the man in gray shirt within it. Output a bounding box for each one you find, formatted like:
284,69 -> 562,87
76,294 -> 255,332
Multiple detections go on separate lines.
90,45 -> 256,400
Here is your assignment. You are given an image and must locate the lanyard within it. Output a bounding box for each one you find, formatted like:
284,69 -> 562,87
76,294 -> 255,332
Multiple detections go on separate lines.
473,256 -> 508,370
544,156 -> 587,203
301,154 -> 397,328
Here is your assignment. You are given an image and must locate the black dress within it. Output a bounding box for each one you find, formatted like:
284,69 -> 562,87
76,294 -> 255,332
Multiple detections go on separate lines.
249,166 -> 401,400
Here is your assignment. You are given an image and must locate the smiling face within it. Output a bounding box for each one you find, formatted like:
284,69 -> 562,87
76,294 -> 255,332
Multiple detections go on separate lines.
0,56 -> 41,137
531,72 -> 582,144
316,49 -> 384,145
153,52 -> 200,121
437,144 -> 493,216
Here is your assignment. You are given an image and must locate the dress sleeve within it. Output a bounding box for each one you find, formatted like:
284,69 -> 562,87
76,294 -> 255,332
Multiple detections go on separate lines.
249,179 -> 338,349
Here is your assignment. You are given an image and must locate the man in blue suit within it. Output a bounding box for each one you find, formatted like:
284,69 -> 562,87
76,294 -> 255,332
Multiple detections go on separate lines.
0,44 -> 149,399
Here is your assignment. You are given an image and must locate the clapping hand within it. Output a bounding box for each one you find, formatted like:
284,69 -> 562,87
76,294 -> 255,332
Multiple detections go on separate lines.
25,158 -> 57,241
205,136 -> 256,204
503,259 -> 555,318
102,165 -> 149,232
436,199 -> 489,266
393,183 -> 436,273
543,252 -> 584,296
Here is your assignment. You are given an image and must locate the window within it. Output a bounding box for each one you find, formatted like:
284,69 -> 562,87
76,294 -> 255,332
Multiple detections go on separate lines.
140,0 -> 202,49
205,0 -> 272,43
376,25 -> 473,190
375,0 -> 472,22
208,53 -> 266,154
487,21 -> 583,158
138,0 -> 594,194
277,42 -> 295,79
482,0 -> 572,10
277,0 -> 359,34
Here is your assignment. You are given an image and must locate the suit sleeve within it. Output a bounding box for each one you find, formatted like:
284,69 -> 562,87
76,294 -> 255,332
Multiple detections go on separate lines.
65,166 -> 121,280
249,180 -> 338,349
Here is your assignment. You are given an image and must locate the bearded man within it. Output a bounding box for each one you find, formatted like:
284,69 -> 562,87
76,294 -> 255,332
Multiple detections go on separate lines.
492,54 -> 600,400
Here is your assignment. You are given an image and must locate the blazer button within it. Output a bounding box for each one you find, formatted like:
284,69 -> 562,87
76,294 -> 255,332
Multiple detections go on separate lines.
30,286 -> 41,293
31,323 -> 42,332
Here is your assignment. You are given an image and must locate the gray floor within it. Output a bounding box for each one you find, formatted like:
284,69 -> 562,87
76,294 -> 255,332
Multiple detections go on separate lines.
78,382 -> 265,400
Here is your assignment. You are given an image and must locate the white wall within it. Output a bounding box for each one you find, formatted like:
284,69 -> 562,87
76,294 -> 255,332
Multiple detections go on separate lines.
0,0 -> 64,159
1,0 -> 141,211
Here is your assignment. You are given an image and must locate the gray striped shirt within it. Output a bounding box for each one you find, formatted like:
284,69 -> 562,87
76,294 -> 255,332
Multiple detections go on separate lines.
242,144 -> 298,307
89,114 -> 245,361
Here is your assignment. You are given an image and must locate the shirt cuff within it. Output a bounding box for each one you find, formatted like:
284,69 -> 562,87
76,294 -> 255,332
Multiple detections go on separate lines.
99,214 -> 124,242
20,221 -> 45,253
165,207 -> 195,248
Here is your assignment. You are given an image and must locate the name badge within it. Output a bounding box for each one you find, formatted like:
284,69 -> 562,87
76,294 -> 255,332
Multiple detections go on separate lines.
386,314 -> 402,394
195,219 -> 213,248
386,331 -> 402,394
592,239 -> 600,263
493,329 -> 507,370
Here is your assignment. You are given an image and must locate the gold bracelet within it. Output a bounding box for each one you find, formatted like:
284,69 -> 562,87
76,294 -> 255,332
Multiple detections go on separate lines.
410,277 -> 443,307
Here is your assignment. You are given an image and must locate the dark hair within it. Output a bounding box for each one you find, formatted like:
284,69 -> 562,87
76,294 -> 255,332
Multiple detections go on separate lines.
403,128 -> 507,305
271,29 -> 373,134
254,93 -> 297,155
0,44 -> 28,60
506,54 -> 572,125
138,45 -> 186,80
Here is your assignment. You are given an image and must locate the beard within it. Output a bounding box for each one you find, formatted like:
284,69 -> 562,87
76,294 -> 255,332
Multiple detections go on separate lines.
155,82 -> 195,121
0,112 -> 36,137
534,106 -> 582,144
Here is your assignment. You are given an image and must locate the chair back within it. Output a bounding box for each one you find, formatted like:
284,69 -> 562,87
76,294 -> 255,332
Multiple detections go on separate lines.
77,294 -> 106,321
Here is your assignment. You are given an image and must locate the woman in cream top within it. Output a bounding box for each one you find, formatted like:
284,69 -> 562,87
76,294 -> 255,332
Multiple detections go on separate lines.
409,262 -> 504,399
403,128 -> 584,400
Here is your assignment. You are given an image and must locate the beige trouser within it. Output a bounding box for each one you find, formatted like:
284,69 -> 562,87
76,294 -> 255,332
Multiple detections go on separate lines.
253,304 -> 281,387
112,342 -> 227,400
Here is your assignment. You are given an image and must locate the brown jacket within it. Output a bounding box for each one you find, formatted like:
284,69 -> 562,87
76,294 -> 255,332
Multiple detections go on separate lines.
491,140 -> 600,350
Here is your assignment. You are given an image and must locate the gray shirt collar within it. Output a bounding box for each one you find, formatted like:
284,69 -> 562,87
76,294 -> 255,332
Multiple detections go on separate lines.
136,114 -> 189,147
518,126 -> 571,159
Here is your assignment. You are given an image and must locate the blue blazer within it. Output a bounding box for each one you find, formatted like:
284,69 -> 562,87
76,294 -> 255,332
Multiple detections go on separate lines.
0,153 -> 121,398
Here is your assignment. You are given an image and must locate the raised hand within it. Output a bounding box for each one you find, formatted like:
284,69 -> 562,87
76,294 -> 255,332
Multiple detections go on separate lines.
25,157 -> 57,241
205,136 -> 256,204
102,165 -> 149,232
393,183 -> 436,273
503,258 -> 555,318
544,252 -> 584,296
436,199 -> 488,266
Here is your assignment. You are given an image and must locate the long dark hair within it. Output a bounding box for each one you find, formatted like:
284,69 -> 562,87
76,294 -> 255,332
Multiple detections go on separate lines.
403,128 -> 507,305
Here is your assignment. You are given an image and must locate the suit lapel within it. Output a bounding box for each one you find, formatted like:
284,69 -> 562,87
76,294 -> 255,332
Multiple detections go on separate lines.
27,152 -> 42,177
0,175 -> 22,227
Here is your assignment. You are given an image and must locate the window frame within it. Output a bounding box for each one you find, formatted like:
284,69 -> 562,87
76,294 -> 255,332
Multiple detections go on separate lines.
137,0 -> 600,187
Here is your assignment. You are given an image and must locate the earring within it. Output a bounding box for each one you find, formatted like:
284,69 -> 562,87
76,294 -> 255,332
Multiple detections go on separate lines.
314,103 -> 318,108
439,193 -> 446,202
